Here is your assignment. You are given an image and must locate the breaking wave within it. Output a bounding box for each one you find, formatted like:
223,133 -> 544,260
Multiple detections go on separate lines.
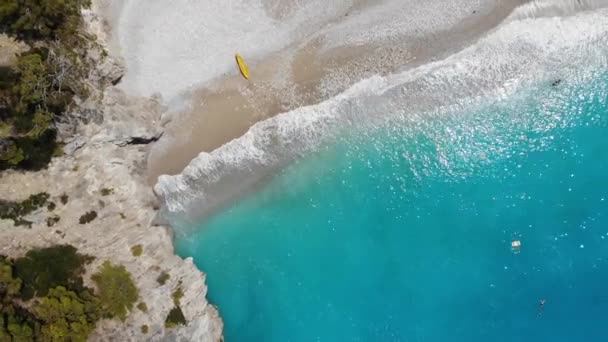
154,1 -> 608,219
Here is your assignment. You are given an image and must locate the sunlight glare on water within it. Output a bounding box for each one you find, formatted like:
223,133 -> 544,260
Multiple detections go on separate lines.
176,72 -> 608,341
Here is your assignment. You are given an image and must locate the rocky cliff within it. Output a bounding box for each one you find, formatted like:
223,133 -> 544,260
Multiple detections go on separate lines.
0,2 -> 223,341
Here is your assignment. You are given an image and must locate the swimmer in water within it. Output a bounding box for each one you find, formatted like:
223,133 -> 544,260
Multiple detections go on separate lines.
538,299 -> 546,317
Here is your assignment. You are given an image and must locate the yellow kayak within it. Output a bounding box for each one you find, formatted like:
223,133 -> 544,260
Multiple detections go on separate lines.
235,54 -> 250,80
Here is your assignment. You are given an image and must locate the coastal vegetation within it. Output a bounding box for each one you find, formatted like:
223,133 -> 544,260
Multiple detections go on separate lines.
172,286 -> 184,305
0,245 -> 139,340
156,271 -> 170,286
165,306 -> 187,328
131,244 -> 143,257
46,215 -> 60,227
100,188 -> 114,196
91,261 -> 139,322
46,201 -> 56,211
165,284 -> 187,328
0,192 -> 49,227
0,191 -> 106,229
13,245 -> 92,300
79,210 -> 97,224
0,0 -> 93,170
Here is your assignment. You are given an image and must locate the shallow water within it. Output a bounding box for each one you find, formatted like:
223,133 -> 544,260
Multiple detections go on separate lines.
175,70 -> 608,341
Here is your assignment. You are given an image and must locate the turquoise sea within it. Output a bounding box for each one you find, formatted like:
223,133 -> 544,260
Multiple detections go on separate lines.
175,71 -> 608,341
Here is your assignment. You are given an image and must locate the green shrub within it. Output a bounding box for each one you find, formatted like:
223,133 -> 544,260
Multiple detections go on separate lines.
79,210 -> 97,224
156,272 -> 170,286
33,286 -> 101,341
46,215 -> 60,227
0,0 -> 94,171
0,285 -> 102,341
0,52 -> 58,171
46,201 -> 56,211
13,244 -> 93,300
92,261 -> 139,321
137,302 -> 148,313
11,128 -> 57,170
13,52 -> 49,114
165,306 -> 187,329
0,246 -> 108,341
141,324 -> 149,334
0,123 -> 10,138
0,256 -> 22,299
100,188 -> 114,196
0,192 -> 49,225
0,0 -> 92,41
13,218 -> 33,227
172,287 -> 184,305
0,139 -> 24,166
2,313 -> 35,341
131,244 -> 143,257
60,193 -> 68,205
52,143 -> 63,157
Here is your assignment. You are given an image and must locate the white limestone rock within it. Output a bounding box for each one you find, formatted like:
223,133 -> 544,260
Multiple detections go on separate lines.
0,2 -> 224,341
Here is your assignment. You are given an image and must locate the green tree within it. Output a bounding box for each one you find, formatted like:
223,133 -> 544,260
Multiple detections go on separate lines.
0,0 -> 91,40
28,109 -> 53,137
0,247 -> 108,342
0,256 -> 22,300
13,52 -> 49,110
0,257 -> 34,341
91,261 -> 138,321
13,129 -> 57,170
1,306 -> 37,342
34,286 -> 99,341
0,0 -> 92,172
0,139 -> 24,166
6,315 -> 34,342
13,245 -> 93,300
0,315 -> 10,340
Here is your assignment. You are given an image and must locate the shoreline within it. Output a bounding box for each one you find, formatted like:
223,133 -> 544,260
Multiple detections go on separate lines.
154,0 -> 608,222
3,0 -> 606,340
149,0 -> 528,219
145,0 -> 529,182
2,0 -> 597,340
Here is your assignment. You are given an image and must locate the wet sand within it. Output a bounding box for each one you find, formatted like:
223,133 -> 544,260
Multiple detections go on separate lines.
143,0 -> 528,183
